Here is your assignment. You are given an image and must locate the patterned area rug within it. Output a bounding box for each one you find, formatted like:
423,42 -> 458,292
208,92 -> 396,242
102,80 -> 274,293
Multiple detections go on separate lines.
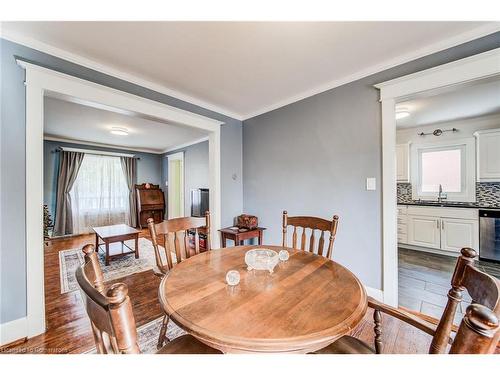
59,238 -> 162,294
85,316 -> 186,354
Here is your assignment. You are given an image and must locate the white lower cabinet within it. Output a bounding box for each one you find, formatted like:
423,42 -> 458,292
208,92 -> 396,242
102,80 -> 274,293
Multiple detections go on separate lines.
440,218 -> 479,252
402,206 -> 479,254
407,215 -> 441,249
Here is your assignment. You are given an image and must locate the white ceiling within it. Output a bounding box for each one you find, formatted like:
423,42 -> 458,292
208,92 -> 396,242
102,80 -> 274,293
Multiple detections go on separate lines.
396,79 -> 500,128
44,97 -> 209,153
3,21 -> 500,120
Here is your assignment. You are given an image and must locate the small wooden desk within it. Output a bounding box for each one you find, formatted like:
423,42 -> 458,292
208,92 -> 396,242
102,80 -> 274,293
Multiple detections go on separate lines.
93,224 -> 140,266
219,227 -> 266,247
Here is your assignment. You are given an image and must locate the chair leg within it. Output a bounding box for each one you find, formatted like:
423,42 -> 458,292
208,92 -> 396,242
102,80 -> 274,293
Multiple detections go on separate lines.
157,314 -> 170,349
373,309 -> 383,354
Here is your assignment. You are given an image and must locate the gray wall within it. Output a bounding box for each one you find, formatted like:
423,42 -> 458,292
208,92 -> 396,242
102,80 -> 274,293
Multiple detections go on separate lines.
43,140 -> 163,220
243,32 -> 500,290
163,141 -> 209,216
0,38 -> 243,324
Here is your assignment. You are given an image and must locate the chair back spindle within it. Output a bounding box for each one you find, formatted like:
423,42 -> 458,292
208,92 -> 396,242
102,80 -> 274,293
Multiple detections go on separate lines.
147,211 -> 211,276
282,210 -> 339,259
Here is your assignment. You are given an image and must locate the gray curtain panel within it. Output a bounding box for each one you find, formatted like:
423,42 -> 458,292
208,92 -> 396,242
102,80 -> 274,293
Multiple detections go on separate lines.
54,151 -> 85,236
120,156 -> 138,227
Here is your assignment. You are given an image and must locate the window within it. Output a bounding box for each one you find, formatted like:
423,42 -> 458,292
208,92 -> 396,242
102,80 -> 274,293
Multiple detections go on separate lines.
70,154 -> 130,234
411,139 -> 476,202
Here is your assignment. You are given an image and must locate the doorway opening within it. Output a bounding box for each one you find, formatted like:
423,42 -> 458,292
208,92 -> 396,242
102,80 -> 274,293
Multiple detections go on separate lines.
167,152 -> 185,219
19,60 -> 222,339
376,47 -> 500,309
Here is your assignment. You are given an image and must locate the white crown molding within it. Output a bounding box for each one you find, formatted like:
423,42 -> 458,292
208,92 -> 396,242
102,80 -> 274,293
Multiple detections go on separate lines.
43,135 -> 165,154
1,29 -> 244,121
242,23 -> 500,120
3,23 -> 500,121
162,136 -> 209,154
374,47 -> 500,100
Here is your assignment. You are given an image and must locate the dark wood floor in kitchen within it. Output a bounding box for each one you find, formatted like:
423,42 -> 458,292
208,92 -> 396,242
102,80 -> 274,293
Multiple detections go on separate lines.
398,247 -> 500,325
2,234 -> 498,354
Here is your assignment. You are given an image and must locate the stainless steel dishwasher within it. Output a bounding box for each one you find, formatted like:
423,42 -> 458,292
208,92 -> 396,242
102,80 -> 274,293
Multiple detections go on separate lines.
479,209 -> 500,263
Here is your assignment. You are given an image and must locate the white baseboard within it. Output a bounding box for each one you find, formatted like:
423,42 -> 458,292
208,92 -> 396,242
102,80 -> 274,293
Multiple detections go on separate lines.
365,286 -> 384,302
0,317 -> 27,346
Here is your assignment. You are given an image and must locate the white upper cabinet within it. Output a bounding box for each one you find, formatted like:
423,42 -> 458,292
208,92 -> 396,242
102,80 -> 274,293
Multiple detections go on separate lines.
396,143 -> 410,182
475,128 -> 500,181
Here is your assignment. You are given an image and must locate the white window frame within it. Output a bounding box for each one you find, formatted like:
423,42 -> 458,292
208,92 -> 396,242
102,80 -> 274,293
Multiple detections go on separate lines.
410,138 -> 476,202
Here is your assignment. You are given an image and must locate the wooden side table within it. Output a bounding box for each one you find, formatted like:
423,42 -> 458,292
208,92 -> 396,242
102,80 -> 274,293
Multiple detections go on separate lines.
219,227 -> 266,248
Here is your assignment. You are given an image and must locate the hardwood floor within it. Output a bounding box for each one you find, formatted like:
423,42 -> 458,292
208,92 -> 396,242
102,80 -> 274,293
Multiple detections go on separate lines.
0,234 -> 493,354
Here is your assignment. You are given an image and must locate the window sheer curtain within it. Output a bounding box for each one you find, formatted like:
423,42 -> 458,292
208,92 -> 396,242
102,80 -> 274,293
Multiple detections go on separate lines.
53,151 -> 85,236
70,154 -> 130,234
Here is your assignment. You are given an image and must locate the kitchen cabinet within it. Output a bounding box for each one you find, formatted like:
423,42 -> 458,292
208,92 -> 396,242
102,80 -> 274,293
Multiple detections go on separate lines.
475,128 -> 500,182
401,206 -> 479,254
407,215 -> 441,249
396,143 -> 410,182
397,205 -> 408,244
440,218 -> 479,252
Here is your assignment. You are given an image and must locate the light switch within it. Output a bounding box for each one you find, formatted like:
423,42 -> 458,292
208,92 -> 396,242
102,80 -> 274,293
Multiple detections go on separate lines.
366,177 -> 376,191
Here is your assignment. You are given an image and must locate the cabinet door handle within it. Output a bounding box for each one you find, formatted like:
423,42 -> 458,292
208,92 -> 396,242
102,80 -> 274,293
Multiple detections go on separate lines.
442,221 -> 444,230
437,220 -> 439,229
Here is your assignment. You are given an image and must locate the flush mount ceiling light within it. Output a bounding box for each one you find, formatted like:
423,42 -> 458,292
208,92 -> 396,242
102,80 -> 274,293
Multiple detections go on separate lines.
110,127 -> 129,136
395,108 -> 410,120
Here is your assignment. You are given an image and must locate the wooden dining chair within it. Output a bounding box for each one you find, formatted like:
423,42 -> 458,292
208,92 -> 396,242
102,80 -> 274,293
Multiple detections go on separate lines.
282,210 -> 339,259
314,247 -> 500,354
147,211 -> 211,348
76,244 -> 220,354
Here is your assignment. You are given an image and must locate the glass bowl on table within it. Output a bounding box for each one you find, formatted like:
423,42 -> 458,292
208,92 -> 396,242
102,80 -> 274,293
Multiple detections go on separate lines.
245,249 -> 279,273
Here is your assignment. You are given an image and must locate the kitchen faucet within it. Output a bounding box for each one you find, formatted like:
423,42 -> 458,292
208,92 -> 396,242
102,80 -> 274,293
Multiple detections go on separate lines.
437,184 -> 447,203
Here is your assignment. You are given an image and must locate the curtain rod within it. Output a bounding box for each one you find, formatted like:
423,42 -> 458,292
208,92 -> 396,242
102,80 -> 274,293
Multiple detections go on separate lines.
53,146 -> 140,159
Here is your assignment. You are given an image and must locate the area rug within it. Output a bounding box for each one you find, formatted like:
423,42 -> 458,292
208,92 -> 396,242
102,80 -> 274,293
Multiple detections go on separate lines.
85,316 -> 186,354
59,238 -> 163,294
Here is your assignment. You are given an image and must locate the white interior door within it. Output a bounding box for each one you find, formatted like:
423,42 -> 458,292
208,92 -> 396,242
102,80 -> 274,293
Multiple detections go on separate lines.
167,152 -> 185,219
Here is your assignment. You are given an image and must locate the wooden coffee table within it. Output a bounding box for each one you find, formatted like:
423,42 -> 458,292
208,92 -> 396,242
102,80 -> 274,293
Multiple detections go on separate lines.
93,224 -> 140,266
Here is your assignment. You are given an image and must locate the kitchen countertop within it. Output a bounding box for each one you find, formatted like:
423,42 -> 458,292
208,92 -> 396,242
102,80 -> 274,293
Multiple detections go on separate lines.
398,201 -> 500,209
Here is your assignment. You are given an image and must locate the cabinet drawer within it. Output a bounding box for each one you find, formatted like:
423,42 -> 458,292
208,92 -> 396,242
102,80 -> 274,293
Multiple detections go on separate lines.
407,206 -> 478,220
398,233 -> 408,244
397,224 -> 407,234
397,205 -> 407,215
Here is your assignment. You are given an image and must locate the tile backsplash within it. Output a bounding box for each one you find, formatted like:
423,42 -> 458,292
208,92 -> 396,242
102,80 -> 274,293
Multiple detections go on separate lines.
397,183 -> 413,203
476,182 -> 500,207
397,182 -> 500,207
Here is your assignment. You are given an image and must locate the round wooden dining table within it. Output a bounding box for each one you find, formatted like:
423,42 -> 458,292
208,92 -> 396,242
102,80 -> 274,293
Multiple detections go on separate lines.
158,245 -> 367,353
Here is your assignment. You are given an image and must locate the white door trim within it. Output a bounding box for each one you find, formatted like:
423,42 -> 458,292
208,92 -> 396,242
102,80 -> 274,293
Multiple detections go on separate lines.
16,59 -> 223,341
375,47 -> 500,306
167,152 -> 185,219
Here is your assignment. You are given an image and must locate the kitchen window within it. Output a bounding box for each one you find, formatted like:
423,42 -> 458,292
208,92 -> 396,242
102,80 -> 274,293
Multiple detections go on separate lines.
411,139 -> 476,202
